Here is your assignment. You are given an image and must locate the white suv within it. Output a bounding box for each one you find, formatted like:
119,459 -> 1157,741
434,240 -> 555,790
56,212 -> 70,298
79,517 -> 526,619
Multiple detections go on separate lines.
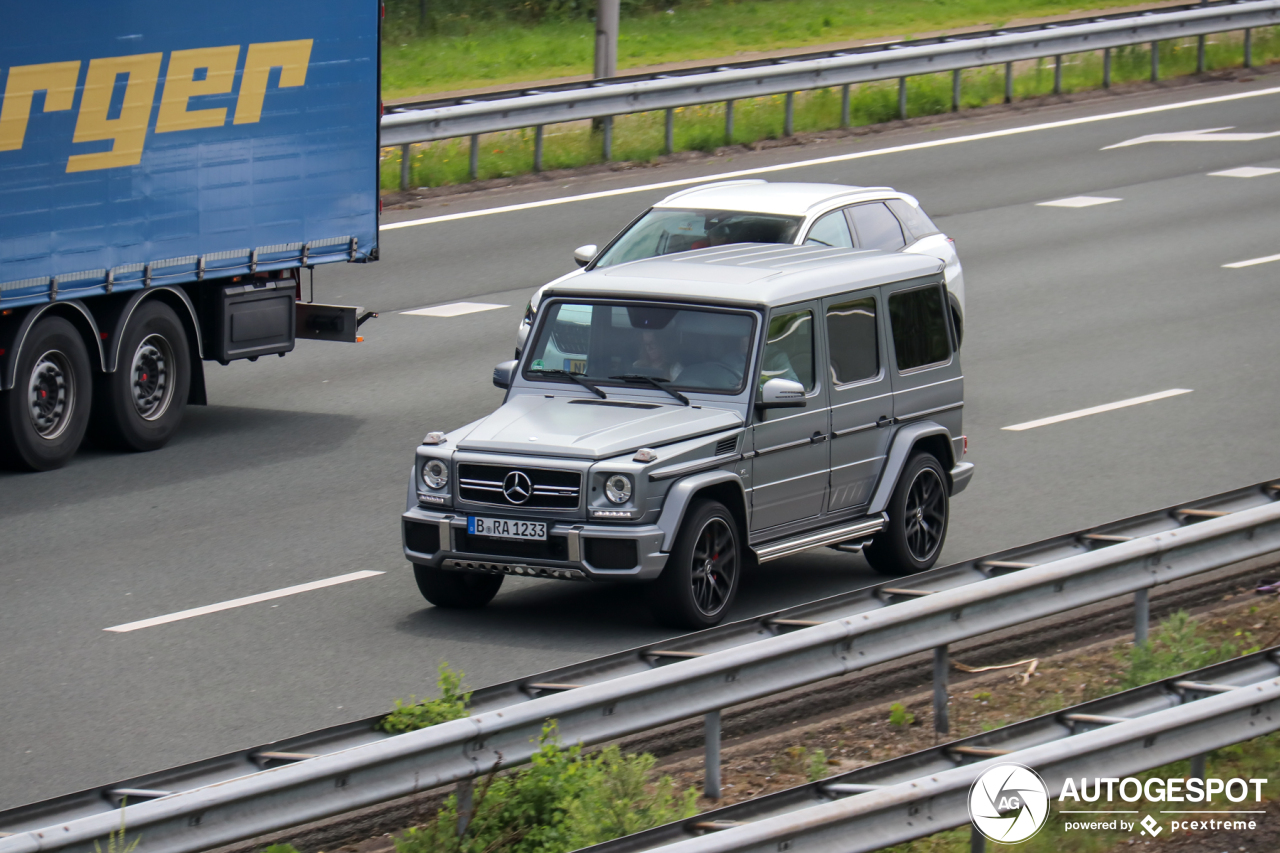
515,180 -> 965,354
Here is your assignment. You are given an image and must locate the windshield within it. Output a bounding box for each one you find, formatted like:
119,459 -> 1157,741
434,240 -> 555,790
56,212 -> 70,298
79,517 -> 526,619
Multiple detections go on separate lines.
524,301 -> 757,394
595,208 -> 803,268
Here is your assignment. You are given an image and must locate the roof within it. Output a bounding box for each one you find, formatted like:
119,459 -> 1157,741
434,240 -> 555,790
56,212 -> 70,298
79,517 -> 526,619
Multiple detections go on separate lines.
655,180 -> 898,217
544,244 -> 943,309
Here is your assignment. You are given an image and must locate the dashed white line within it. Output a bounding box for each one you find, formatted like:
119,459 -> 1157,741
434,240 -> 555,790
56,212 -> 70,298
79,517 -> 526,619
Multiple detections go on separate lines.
1002,389 -> 1192,432
401,302 -> 509,317
104,570 -> 384,633
1036,195 -> 1121,208
1223,252 -> 1280,269
377,85 -> 1280,231
1209,166 -> 1280,178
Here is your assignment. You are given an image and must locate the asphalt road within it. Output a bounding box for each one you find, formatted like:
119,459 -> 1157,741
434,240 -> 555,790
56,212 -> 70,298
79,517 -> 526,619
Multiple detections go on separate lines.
3,76 -> 1280,810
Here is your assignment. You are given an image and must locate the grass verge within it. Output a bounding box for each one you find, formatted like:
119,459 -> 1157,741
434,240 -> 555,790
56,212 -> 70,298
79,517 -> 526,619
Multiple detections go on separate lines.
381,30 -> 1280,192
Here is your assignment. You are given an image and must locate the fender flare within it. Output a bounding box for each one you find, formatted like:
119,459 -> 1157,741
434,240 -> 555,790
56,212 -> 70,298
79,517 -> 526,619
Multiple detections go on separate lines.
0,301 -> 105,392
867,421 -> 955,515
104,286 -> 205,371
655,469 -> 748,552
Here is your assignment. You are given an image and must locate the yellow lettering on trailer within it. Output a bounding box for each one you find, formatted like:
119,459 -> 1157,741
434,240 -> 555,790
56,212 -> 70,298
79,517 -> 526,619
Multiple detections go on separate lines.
155,45 -> 240,133
233,39 -> 312,125
67,53 -> 163,172
0,61 -> 81,151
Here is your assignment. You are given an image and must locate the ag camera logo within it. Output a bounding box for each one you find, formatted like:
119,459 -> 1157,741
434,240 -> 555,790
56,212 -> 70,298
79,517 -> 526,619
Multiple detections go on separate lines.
969,763 -> 1051,843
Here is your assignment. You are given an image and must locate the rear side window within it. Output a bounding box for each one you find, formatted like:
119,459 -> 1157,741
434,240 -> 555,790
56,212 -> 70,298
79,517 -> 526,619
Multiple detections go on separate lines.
888,286 -> 950,371
887,199 -> 941,241
761,309 -> 815,391
850,202 -> 906,251
826,296 -> 878,384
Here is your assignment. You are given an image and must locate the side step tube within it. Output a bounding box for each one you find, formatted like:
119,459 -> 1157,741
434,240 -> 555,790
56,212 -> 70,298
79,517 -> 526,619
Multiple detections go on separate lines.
753,514 -> 886,563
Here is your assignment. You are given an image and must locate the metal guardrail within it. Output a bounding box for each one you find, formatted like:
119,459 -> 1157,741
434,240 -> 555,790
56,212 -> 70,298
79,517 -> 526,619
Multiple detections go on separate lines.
379,0 -> 1280,184
1,480 -> 1278,853
587,648 -> 1280,853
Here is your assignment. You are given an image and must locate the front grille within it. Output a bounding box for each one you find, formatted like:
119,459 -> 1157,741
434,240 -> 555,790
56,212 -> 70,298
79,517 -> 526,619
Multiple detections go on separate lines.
551,320 -> 589,355
458,463 -> 581,509
454,530 -> 570,561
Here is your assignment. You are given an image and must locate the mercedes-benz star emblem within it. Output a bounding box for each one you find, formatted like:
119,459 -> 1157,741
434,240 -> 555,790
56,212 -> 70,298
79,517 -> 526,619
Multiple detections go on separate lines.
503,470 -> 533,504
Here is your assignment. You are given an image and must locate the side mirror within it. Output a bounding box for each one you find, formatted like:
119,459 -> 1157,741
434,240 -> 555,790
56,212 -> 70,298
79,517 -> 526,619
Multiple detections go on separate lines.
493,359 -> 517,390
572,244 -> 598,268
756,378 -> 806,410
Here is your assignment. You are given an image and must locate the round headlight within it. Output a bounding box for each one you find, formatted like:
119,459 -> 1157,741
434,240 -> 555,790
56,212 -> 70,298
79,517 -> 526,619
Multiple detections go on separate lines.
423,459 -> 449,490
604,474 -> 632,504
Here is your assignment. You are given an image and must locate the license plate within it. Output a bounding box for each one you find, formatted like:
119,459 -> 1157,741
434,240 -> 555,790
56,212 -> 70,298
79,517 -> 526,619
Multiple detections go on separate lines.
563,358 -> 587,373
468,516 -> 547,540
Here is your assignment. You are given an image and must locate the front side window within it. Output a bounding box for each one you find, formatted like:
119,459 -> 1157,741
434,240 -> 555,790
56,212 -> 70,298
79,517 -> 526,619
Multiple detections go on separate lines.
761,309 -> 815,392
525,301 -> 756,394
804,210 -> 854,248
850,202 -> 906,251
595,208 -> 803,268
826,296 -> 878,384
888,285 -> 951,371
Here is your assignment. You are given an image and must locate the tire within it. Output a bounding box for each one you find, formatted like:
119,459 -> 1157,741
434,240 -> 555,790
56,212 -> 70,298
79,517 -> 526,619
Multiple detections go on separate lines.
0,316 -> 93,471
413,565 -> 504,609
648,499 -> 742,630
864,452 -> 949,577
93,301 -> 190,452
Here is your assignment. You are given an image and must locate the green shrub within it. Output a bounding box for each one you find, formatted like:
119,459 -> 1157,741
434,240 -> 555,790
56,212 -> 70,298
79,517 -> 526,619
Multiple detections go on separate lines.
889,702 -> 915,727
377,663 -> 471,734
1120,610 -> 1243,690
393,723 -> 698,853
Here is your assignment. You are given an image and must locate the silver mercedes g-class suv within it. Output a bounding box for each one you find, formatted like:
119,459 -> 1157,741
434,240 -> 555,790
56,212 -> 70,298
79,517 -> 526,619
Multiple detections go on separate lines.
402,244 -> 973,629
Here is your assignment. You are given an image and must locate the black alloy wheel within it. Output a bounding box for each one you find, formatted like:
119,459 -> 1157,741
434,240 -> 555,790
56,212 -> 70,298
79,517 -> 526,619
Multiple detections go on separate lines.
0,315 -> 93,471
649,499 -> 742,629
863,452 -> 950,577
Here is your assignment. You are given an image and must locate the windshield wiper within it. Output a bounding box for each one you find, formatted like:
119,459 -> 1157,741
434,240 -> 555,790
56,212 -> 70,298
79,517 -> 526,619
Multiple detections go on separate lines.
528,368 -> 607,399
610,374 -> 690,406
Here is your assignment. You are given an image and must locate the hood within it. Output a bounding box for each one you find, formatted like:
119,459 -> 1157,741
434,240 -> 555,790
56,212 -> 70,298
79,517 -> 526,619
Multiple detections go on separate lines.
458,394 -> 742,459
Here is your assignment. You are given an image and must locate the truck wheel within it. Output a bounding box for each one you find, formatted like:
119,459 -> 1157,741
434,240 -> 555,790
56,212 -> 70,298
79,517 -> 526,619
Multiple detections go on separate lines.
94,301 -> 190,452
413,565 -> 503,609
864,452 -> 949,577
0,316 -> 93,471
648,499 -> 741,630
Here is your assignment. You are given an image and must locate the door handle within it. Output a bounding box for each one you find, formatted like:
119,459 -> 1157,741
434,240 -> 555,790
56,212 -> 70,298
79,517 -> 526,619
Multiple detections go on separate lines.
876,416 -> 893,428
811,431 -> 828,443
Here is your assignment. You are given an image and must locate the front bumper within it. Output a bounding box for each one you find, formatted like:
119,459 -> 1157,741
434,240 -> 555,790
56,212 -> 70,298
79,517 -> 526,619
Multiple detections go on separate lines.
402,505 -> 669,582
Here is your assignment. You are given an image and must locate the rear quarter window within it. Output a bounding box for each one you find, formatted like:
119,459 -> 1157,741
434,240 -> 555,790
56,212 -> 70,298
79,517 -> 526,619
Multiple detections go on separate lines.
887,199 -> 941,241
888,285 -> 951,371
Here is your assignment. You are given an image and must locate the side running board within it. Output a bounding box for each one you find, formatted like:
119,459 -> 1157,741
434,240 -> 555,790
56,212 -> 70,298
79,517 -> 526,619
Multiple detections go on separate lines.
753,514 -> 886,563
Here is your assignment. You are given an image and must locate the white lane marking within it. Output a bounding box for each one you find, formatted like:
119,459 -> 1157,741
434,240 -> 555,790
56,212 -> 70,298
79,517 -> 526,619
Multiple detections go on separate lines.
379,85 -> 1280,231
1223,252 -> 1280,268
1002,389 -> 1192,431
401,302 -> 509,317
1210,166 -> 1280,178
1036,195 -> 1121,208
104,571 -> 384,633
1104,126 -> 1280,148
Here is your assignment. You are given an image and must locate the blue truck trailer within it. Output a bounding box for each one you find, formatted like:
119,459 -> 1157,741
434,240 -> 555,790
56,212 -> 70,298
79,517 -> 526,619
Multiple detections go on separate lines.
0,1 -> 380,470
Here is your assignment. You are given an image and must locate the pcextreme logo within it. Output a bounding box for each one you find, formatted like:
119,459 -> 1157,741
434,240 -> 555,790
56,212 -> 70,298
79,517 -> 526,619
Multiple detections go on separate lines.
0,40 -> 313,172
969,763 -> 1051,843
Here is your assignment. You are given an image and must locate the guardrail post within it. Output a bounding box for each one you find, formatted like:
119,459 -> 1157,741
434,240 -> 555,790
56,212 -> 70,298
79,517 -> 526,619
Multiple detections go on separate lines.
725,99 -> 734,144
898,77 -> 907,119
784,92 -> 795,136
664,107 -> 674,154
1103,47 -> 1112,88
840,83 -> 851,128
1054,55 -> 1063,94
469,134 -> 479,181
400,144 -> 412,191
933,645 -> 950,735
1244,28 -> 1253,68
1004,62 -> 1013,103
1134,588 -> 1150,646
970,824 -> 986,852
1198,34 -> 1206,73
456,778 -> 474,836
951,68 -> 961,111
705,710 -> 722,800
1151,41 -> 1160,82
1190,753 -> 1206,780
533,125 -> 544,172
602,115 -> 613,161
